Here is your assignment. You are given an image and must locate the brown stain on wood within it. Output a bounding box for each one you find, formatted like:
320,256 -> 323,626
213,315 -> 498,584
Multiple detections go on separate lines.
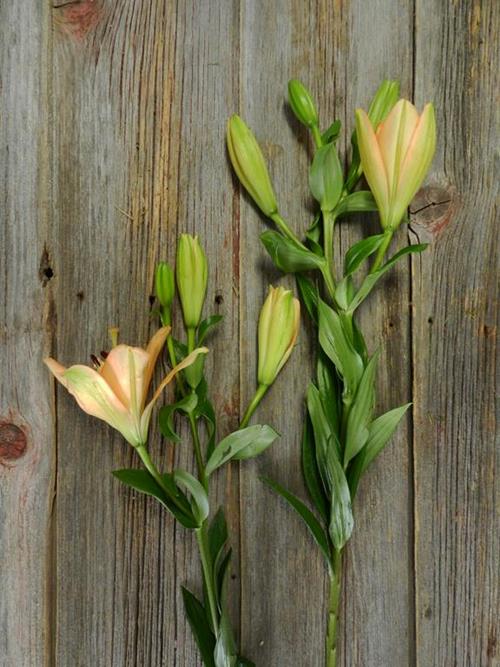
409,184 -> 457,238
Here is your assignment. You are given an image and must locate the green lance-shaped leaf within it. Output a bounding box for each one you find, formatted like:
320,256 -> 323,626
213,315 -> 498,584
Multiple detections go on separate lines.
296,273 -> 319,324
205,425 -> 279,477
344,352 -> 379,466
174,469 -> 210,526
112,469 -> 198,529
321,120 -> 342,144
307,383 -> 341,492
344,234 -> 386,276
198,315 -> 224,344
302,417 -> 329,523
348,244 -> 428,312
260,230 -> 325,273
349,403 -> 411,496
182,587 -> 217,667
327,449 -> 354,551
214,606 -> 238,667
194,381 -> 217,457
316,353 -> 341,441
334,191 -> 378,217
318,299 -> 364,398
309,143 -> 343,212
159,393 -> 198,443
262,477 -> 332,567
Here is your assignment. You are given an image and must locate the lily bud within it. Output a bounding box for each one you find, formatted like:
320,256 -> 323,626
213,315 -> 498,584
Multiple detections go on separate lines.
258,286 -> 300,387
226,114 -> 278,217
155,262 -> 175,323
367,79 -> 400,128
355,99 -> 436,230
288,79 -> 318,128
176,234 -> 208,329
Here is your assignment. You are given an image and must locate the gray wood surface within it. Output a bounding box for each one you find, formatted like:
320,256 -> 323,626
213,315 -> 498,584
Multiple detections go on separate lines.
1,1 -> 498,666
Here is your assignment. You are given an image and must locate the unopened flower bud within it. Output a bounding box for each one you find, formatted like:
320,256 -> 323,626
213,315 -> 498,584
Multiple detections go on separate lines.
367,80 -> 400,128
288,79 -> 319,128
176,234 -> 208,329
155,262 -> 175,323
258,286 -> 300,387
356,99 -> 436,230
226,114 -> 278,217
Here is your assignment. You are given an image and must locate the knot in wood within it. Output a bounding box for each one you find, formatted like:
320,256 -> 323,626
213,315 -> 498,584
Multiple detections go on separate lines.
409,185 -> 457,237
0,422 -> 27,461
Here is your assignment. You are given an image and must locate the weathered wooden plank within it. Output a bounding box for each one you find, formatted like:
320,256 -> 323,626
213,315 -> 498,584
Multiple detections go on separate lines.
0,2 -> 55,666
339,3 -> 416,666
49,1 -> 241,665
50,3 -> 179,665
165,2 -> 242,665
412,1 -> 499,666
238,3 -> 328,664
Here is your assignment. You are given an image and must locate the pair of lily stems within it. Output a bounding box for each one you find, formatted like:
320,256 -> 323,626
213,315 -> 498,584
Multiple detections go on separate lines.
45,78 -> 436,666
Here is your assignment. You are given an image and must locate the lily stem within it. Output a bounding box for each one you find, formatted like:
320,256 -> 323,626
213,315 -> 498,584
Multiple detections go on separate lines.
240,383 -> 269,429
370,229 -> 393,274
196,523 -> 220,635
326,549 -> 342,667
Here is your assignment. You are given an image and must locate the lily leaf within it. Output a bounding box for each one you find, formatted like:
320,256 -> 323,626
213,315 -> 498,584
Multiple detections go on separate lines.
182,587 -> 216,667
321,119 -> 342,144
349,403 -> 411,496
205,425 -> 279,477
261,230 -> 325,273
112,469 -> 198,529
344,352 -> 379,466
348,244 -> 428,311
334,191 -> 378,217
296,274 -> 319,324
318,299 -> 364,398
198,315 -> 224,344
327,452 -> 354,550
344,234 -> 385,276
262,476 -> 332,567
174,469 -> 210,526
301,417 -> 329,523
159,393 -> 198,443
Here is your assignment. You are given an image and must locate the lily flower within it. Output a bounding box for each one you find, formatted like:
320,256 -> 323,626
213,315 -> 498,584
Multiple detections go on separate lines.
44,326 -> 207,448
355,99 -> 436,230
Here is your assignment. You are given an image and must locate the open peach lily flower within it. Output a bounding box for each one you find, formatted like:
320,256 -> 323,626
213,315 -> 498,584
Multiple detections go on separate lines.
356,99 -> 436,231
44,326 -> 207,448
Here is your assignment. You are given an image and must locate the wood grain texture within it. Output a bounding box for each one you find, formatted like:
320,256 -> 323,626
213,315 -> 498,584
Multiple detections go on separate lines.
411,1 -> 500,666
0,2 -> 55,666
0,0 -> 497,666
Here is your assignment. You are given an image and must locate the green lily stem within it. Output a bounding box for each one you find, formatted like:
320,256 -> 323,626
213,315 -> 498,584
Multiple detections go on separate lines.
270,211 -> 308,249
196,523 -> 220,635
311,123 -> 323,149
370,229 -> 393,274
189,411 -> 207,489
135,444 -> 186,515
240,383 -> 269,429
322,209 -> 337,287
326,549 -> 342,667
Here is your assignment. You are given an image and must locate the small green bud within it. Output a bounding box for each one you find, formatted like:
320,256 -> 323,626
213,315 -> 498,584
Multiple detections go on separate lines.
288,79 -> 319,128
367,79 -> 400,129
176,234 -> 208,329
309,143 -> 343,212
155,262 -> 175,320
258,286 -> 300,387
226,114 -> 278,217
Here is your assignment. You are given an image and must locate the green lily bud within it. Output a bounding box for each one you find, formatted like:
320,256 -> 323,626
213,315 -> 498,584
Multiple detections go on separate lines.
226,114 -> 278,217
176,234 -> 208,329
155,262 -> 175,323
288,79 -> 319,128
258,286 -> 300,387
367,79 -> 400,128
